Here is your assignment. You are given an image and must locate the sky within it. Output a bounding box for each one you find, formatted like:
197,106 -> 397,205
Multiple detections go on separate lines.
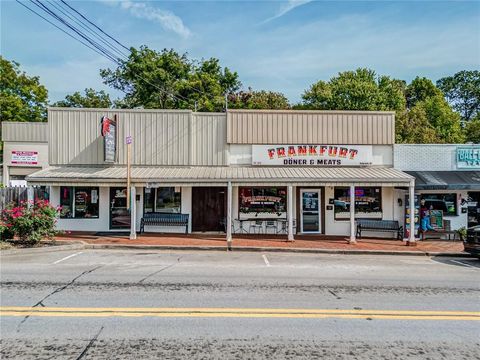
1,0 -> 479,103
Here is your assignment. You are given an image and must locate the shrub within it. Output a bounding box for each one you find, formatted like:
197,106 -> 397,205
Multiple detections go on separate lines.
1,200 -> 61,244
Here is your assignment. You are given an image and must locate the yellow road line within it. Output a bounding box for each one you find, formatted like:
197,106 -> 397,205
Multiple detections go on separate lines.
1,307 -> 479,321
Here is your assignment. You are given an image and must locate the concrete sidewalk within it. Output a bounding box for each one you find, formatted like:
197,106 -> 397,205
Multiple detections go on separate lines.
52,232 -> 468,256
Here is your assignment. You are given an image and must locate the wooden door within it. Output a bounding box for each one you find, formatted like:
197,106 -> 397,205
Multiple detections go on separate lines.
192,187 -> 226,232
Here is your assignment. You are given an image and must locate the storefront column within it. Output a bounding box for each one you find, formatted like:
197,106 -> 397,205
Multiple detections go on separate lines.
226,181 -> 232,247
349,184 -> 357,244
287,185 -> 294,241
130,186 -> 137,240
407,179 -> 416,246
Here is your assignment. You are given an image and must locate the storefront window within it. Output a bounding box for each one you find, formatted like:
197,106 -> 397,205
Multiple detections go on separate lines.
143,187 -> 181,213
334,187 -> 382,220
421,193 -> 457,216
60,187 -> 99,219
239,187 -> 287,216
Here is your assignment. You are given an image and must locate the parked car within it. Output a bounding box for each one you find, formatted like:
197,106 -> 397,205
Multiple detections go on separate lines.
463,225 -> 480,259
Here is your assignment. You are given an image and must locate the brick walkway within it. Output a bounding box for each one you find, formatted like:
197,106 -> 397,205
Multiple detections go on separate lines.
55,232 -> 465,254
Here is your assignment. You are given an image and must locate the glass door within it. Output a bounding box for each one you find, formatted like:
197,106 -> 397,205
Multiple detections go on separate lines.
110,187 -> 131,229
300,189 -> 321,233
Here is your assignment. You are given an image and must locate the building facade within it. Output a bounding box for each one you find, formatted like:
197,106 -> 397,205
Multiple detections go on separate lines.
1,122 -> 49,187
19,108 -> 416,242
394,144 -> 480,230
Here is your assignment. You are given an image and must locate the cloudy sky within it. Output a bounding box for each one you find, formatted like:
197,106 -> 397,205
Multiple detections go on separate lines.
2,0 -> 479,103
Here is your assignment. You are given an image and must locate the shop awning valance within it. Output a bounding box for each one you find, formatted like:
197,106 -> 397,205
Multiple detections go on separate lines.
26,166 -> 413,187
406,171 -> 480,190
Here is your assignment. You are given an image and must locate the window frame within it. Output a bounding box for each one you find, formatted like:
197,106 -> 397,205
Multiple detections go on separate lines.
238,186 -> 287,218
334,186 -> 383,221
60,186 -> 100,219
143,187 -> 182,214
421,193 -> 458,217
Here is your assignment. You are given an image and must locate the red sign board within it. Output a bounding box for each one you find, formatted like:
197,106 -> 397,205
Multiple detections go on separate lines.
11,151 -> 38,165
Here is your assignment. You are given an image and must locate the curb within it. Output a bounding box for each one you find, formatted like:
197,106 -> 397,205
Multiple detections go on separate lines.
1,241 -> 472,258
0,242 -> 85,256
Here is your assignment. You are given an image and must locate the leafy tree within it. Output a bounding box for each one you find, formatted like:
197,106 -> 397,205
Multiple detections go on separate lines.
100,46 -> 241,112
464,116 -> 480,143
228,88 -> 290,109
52,88 -> 112,108
300,68 -> 406,111
405,77 -> 443,109
395,107 -> 442,144
437,70 -> 480,122
0,56 -> 48,122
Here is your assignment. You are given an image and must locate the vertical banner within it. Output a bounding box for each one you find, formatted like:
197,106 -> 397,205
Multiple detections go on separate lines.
404,194 -> 420,238
101,115 -> 117,163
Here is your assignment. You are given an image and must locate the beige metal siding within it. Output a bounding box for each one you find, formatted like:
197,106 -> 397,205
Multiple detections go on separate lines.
2,122 -> 48,142
48,108 -> 191,166
191,113 -> 227,165
227,110 -> 395,145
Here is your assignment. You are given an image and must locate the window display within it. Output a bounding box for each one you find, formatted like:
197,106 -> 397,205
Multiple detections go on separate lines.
60,187 -> 99,219
334,187 -> 382,220
421,194 -> 457,216
239,187 -> 287,217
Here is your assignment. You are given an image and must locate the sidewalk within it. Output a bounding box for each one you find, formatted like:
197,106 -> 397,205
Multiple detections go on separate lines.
54,232 -> 467,256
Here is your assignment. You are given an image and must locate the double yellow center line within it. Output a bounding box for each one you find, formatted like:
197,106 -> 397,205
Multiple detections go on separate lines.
1,307 -> 479,321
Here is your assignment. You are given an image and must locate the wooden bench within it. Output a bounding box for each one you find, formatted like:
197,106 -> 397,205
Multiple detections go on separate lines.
356,219 -> 403,240
140,213 -> 189,234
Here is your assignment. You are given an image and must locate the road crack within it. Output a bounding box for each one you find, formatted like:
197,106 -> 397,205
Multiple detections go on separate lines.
16,265 -> 103,332
76,325 -> 104,360
138,263 -> 175,283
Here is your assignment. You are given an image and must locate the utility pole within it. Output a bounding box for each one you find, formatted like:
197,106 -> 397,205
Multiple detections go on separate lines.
126,135 -> 132,210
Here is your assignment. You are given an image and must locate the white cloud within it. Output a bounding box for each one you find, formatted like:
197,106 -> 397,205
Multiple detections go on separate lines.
104,0 -> 191,38
263,0 -> 313,23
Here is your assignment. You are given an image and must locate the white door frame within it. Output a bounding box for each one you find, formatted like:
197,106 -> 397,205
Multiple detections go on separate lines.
300,189 -> 321,234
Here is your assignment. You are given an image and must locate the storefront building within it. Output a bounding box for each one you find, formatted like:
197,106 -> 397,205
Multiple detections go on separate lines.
24,108 -> 416,243
1,122 -> 49,187
394,144 -> 480,231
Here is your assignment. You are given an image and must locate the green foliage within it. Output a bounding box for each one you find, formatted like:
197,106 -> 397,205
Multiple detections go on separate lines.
100,46 -> 241,112
52,88 -> 112,108
395,107 -> 441,144
405,77 -> 443,109
437,70 -> 480,122
229,88 -> 290,109
464,116 -> 480,143
301,68 -> 406,111
0,56 -> 48,122
1,200 -> 60,244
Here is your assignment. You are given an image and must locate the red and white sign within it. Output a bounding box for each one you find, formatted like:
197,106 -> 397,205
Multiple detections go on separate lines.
11,151 -> 38,165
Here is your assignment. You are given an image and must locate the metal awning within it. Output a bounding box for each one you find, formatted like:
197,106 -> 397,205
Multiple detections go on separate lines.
26,166 -> 413,187
406,171 -> 480,190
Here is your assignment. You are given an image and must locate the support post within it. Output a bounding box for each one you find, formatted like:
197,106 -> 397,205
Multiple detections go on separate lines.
226,181 -> 232,248
130,186 -> 137,240
126,141 -> 131,210
287,185 -> 294,241
407,179 -> 416,246
349,184 -> 357,244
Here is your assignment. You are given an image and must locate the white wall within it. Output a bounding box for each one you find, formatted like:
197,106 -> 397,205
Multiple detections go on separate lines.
394,144 -> 458,171
52,186 -> 112,232
324,186 -> 397,238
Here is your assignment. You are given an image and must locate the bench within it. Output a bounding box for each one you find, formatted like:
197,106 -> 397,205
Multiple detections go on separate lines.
140,213 -> 189,234
356,219 -> 403,240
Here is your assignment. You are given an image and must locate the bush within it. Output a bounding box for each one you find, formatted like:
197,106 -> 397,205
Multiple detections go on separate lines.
1,200 -> 61,244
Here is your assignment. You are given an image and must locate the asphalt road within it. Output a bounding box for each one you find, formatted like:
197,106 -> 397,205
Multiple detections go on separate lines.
1,249 -> 479,359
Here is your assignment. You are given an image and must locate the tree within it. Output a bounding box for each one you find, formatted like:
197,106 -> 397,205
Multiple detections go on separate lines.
100,46 -> 241,112
0,56 -> 48,122
464,116 -> 480,143
405,77 -> 443,109
396,95 -> 465,144
52,88 -> 112,108
437,70 -> 480,122
228,88 -> 290,109
300,68 -> 406,111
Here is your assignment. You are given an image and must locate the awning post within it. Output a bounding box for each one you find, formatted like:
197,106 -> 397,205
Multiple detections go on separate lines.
226,181 -> 232,247
407,179 -> 416,246
349,184 -> 357,244
130,186 -> 137,240
287,185 -> 294,241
